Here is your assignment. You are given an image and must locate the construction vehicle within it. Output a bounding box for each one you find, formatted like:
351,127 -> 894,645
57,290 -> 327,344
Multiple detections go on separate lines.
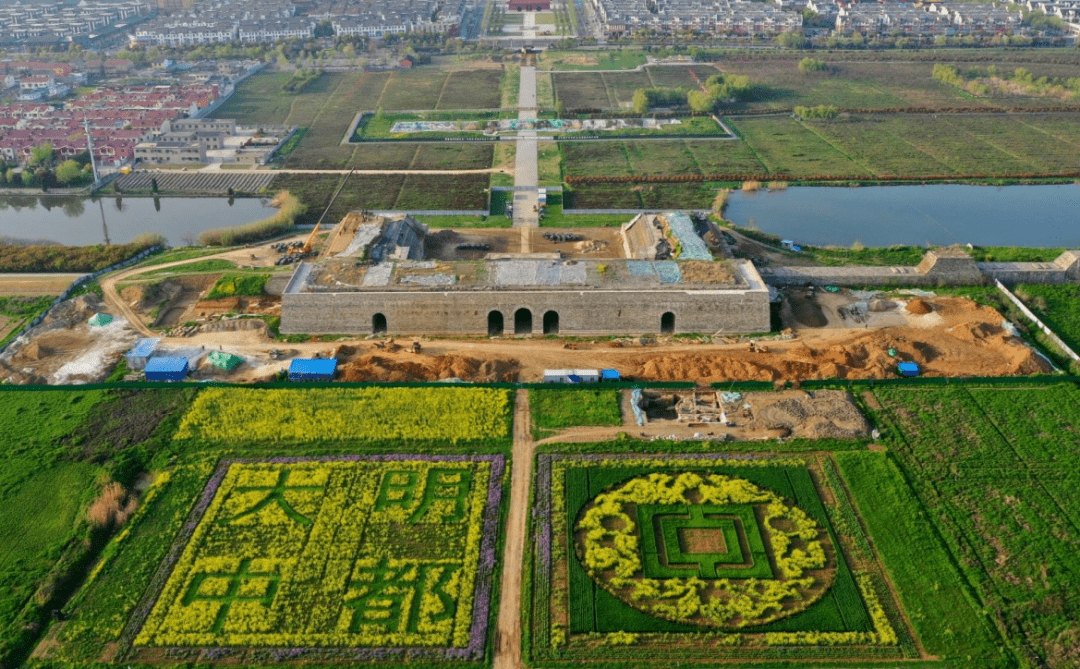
411,341 -> 422,353
748,341 -> 769,353
301,169 -> 353,255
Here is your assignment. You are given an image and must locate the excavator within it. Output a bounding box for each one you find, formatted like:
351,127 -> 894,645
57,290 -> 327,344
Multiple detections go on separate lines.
300,169 -> 354,255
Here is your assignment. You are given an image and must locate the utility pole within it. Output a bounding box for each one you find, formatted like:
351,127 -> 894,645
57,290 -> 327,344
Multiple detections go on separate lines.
84,116 -> 100,189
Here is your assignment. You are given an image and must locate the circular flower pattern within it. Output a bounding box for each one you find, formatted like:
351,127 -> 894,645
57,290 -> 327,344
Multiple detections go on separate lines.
573,472 -> 836,628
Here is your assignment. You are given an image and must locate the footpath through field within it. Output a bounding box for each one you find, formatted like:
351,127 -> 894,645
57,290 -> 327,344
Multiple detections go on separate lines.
494,389 -> 533,669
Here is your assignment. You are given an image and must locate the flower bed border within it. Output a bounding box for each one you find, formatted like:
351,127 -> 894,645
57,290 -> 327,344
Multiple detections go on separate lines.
118,453 -> 505,663
527,451 -> 917,664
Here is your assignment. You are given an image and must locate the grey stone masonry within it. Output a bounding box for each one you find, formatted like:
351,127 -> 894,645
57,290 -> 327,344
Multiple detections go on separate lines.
761,249 -> 1080,287
280,260 -> 770,336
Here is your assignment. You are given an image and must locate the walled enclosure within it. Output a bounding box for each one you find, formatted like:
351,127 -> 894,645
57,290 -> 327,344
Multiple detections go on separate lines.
280,261 -> 770,336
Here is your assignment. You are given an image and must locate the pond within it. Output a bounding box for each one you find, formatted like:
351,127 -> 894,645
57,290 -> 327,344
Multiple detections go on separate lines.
723,184 -> 1080,248
0,195 -> 276,247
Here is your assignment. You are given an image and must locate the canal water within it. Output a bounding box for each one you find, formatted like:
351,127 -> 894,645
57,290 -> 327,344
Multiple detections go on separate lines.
723,184 -> 1080,248
0,195 -> 275,247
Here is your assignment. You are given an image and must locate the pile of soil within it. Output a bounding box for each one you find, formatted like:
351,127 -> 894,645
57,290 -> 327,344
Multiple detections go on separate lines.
906,299 -> 933,315
788,294 -> 828,327
623,298 -> 1050,383
339,353 -> 519,383
120,280 -> 174,311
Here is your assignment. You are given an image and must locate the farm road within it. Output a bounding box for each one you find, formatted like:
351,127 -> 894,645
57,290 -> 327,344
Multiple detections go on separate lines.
494,389 -> 534,669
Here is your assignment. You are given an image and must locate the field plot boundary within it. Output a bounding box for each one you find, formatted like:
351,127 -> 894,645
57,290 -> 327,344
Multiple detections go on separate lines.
528,451 -> 918,665
118,453 -> 506,663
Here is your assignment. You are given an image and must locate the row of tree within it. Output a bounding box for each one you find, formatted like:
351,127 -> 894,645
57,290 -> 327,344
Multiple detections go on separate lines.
1,144 -> 94,190
631,73 -> 754,113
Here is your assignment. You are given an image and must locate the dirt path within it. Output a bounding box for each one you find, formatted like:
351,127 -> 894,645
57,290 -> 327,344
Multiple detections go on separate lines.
494,389 -> 533,669
100,251 -> 244,338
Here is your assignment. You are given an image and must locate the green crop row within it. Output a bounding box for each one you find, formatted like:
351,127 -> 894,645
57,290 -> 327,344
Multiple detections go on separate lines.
869,383 -> 1080,667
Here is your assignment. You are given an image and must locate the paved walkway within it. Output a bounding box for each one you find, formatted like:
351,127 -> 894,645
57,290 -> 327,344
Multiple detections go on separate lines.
512,65 -> 540,235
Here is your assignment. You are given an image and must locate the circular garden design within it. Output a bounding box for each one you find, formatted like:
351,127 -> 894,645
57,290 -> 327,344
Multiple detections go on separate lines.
573,472 -> 837,628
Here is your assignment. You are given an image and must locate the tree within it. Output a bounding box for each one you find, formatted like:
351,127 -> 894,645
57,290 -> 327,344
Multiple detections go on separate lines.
776,31 -> 809,48
55,159 -> 83,185
632,88 -> 649,113
29,142 -> 54,168
687,89 -> 713,113
798,57 -> 829,73
151,177 -> 159,193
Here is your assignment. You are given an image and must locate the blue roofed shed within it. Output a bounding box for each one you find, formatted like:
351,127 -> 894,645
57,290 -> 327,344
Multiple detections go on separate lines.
289,358 -> 337,382
897,362 -> 920,377
124,337 -> 161,370
145,357 -> 188,381
601,369 -> 620,381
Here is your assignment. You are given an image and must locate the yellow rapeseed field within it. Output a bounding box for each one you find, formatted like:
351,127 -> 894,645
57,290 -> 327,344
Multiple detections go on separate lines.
175,387 -> 511,443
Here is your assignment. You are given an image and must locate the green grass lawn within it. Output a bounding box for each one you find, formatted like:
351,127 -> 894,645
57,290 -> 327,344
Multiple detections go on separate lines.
730,116 -> 872,178
835,451 -> 1006,662
414,214 -> 508,228
1012,284 -> 1080,358
545,49 -> 648,71
715,53 -> 1080,112
868,383 -> 1080,666
217,69 -> 504,170
0,390 -> 110,662
529,388 -> 621,439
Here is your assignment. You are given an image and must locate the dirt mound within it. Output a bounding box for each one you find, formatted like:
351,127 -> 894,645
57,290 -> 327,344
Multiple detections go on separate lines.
121,280 -> 181,312
21,342 -> 51,361
623,298 -> 1051,383
339,352 -> 519,383
906,299 -> 932,315
790,294 -> 827,327
751,390 -> 870,439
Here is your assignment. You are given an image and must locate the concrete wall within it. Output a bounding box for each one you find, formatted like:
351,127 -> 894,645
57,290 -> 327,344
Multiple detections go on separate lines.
978,263 -> 1074,285
282,287 -> 769,336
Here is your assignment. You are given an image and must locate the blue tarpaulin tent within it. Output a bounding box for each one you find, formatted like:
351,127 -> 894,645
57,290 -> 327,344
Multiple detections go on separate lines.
897,362 -> 920,377
145,357 -> 188,381
289,358 -> 337,382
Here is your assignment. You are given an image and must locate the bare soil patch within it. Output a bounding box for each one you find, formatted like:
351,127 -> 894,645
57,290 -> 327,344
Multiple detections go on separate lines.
0,294 -> 138,384
680,527 -> 729,554
338,347 -> 519,382
0,274 -> 82,296
626,298 -> 1048,383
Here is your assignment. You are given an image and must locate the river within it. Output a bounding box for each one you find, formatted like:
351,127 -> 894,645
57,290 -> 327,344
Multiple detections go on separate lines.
0,195 -> 275,247
723,184 -> 1080,248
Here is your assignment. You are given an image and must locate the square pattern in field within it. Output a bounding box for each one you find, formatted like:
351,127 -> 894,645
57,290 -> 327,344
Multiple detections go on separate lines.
529,453 -> 917,663
133,455 -> 504,660
638,504 -> 772,579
